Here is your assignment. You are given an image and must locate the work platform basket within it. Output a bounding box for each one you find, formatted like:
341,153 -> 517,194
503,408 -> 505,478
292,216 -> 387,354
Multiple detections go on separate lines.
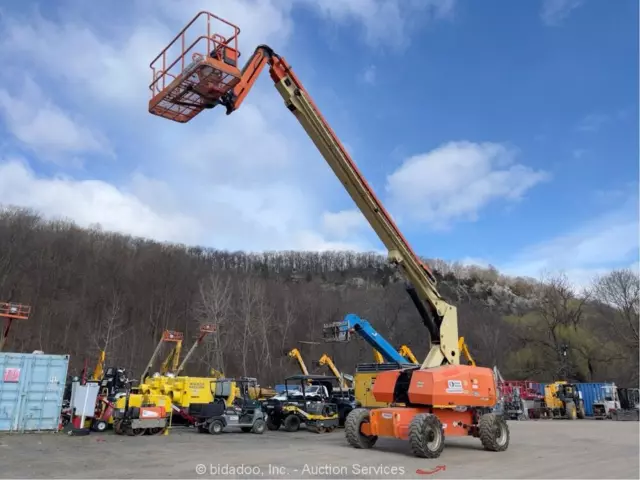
148,11 -> 244,123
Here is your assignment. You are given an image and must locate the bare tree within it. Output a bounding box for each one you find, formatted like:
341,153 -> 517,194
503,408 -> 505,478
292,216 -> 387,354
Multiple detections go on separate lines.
195,273 -> 233,374
592,268 -> 639,345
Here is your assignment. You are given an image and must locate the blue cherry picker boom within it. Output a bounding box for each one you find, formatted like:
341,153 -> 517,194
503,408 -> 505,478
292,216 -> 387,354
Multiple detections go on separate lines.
147,11 -> 508,458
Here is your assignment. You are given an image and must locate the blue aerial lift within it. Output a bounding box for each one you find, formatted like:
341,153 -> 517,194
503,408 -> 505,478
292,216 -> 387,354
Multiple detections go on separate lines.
323,314 -> 409,365
323,314 -> 416,408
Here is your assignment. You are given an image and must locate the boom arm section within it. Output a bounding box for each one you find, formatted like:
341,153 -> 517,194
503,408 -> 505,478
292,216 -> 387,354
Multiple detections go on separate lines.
323,314 -> 410,365
287,348 -> 309,375
398,345 -> 419,364
147,14 -> 459,367
317,354 -> 351,389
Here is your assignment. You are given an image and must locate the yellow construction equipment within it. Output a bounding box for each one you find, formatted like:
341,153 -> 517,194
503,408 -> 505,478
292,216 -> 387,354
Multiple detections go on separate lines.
140,330 -> 184,384
160,342 -> 182,375
398,345 -> 419,364
543,381 -> 586,419
458,337 -> 476,366
91,350 -> 106,381
287,348 -> 309,375
316,354 -> 353,390
372,349 -> 384,364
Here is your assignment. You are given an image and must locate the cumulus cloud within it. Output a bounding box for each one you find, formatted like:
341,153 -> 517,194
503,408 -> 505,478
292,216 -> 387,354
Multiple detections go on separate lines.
0,159 -> 201,244
0,78 -> 110,163
322,209 -> 368,239
385,141 -> 549,229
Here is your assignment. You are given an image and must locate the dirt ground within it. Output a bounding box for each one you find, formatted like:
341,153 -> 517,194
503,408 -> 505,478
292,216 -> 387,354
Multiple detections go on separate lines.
1,420 -> 638,479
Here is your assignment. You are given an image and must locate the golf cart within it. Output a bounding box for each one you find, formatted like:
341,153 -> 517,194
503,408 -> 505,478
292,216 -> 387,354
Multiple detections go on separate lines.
194,378 -> 266,434
262,375 -> 341,433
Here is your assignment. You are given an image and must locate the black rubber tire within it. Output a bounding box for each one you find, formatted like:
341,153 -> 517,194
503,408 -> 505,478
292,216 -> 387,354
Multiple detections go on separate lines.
577,400 -> 586,419
252,419 -> 266,434
92,420 -> 107,432
113,419 -> 123,435
479,413 -> 510,452
565,401 -> 577,420
408,413 -> 445,459
266,417 -> 281,431
208,420 -> 224,435
241,427 -> 252,433
345,408 -> 377,449
283,414 -> 301,432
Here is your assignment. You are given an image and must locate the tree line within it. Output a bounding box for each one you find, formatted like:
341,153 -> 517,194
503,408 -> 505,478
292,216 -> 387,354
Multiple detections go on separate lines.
0,206 -> 637,387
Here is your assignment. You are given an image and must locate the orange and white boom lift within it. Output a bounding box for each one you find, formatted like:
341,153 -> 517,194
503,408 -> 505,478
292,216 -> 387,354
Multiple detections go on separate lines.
0,302 -> 31,352
147,11 -> 509,458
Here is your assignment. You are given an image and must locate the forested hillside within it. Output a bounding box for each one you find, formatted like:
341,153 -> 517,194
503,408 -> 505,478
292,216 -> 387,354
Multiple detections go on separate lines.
1,206 -> 638,387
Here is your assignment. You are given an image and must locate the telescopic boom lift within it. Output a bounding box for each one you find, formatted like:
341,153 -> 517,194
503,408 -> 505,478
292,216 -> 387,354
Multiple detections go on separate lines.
147,13 -> 507,459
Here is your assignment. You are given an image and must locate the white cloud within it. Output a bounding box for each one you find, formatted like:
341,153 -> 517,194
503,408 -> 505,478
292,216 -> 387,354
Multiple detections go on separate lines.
501,198 -> 639,290
360,65 -> 377,85
540,0 -> 584,26
322,209 -> 368,239
0,159 -> 201,244
385,141 -> 549,229
0,78 -> 110,163
304,0 -> 456,49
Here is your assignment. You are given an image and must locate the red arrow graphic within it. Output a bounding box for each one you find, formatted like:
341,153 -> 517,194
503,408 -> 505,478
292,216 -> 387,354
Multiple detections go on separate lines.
416,465 -> 446,475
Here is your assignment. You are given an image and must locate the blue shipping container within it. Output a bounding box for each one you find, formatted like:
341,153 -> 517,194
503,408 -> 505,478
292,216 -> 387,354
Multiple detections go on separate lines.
0,352 -> 69,432
576,382 -> 615,417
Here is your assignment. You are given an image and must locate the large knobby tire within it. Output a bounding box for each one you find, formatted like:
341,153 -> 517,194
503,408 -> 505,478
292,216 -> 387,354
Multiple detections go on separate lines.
479,413 -> 510,452
408,413 -> 445,459
577,400 -> 586,420
267,417 -> 281,431
565,401 -> 577,420
345,408 -> 377,449
283,414 -> 301,432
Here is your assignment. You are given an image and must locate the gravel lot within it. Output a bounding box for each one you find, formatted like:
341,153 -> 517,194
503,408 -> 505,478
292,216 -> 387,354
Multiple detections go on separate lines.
1,419 -> 638,479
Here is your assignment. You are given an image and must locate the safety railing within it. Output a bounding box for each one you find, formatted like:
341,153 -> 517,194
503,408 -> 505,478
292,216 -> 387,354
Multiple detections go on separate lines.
161,330 -> 184,342
149,11 -> 241,97
0,302 -> 31,320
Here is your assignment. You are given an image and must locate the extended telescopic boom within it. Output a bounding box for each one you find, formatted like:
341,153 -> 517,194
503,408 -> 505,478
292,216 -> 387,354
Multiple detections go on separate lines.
148,12 -> 459,368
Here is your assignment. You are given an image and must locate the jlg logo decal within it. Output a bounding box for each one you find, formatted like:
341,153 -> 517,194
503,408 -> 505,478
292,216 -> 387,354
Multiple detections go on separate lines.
446,380 -> 463,393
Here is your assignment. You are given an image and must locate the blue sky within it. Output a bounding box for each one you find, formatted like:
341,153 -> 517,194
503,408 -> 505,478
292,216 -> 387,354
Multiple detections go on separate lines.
0,0 -> 637,288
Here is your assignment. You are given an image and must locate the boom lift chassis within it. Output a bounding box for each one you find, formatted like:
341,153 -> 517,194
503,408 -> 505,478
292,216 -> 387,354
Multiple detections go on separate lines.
147,11 -> 509,459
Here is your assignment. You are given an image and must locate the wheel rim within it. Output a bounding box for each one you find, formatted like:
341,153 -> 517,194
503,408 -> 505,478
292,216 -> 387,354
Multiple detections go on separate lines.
214,423 -> 221,433
426,426 -> 442,451
495,422 -> 507,446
